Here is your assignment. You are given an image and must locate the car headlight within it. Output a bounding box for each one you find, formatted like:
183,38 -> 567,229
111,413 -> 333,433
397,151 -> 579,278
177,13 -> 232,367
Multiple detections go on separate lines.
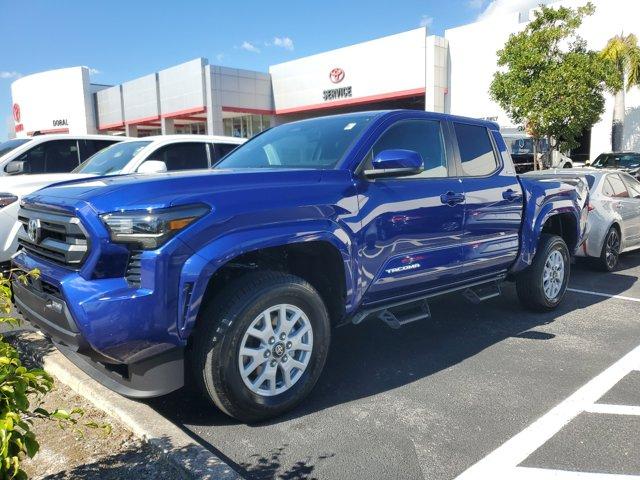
100,204 -> 210,249
0,193 -> 18,209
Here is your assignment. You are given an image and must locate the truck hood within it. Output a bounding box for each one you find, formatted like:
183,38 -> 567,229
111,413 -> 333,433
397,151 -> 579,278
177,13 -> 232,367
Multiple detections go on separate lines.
24,168 -> 327,213
0,173 -> 95,196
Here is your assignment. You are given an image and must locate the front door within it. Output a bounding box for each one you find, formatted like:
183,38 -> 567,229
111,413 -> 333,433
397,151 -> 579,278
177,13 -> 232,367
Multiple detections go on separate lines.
608,173 -> 640,247
356,119 -> 465,305
621,173 -> 640,246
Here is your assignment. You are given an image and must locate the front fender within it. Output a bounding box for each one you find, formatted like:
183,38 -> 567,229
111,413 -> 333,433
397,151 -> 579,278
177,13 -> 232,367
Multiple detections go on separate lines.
510,176 -> 588,273
176,222 -> 354,340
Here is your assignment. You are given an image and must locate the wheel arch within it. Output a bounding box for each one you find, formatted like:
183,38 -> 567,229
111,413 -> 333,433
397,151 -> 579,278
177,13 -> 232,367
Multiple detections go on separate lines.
177,227 -> 354,341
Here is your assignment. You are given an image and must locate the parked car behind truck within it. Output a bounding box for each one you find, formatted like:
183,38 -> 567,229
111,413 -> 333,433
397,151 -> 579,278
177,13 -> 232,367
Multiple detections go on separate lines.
0,134 -> 122,175
12,110 -> 588,422
526,168 -> 640,271
0,135 -> 244,268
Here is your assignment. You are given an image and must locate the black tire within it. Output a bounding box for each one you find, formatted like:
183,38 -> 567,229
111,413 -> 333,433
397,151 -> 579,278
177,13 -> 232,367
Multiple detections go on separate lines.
596,226 -> 620,272
516,234 -> 570,312
189,270 -> 331,423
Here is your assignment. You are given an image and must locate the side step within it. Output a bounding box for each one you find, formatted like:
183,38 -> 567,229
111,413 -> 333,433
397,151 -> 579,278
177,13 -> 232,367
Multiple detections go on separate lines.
377,300 -> 431,329
463,281 -> 501,304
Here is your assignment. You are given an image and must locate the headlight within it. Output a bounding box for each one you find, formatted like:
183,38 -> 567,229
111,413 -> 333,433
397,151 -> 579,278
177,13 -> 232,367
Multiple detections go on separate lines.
100,204 -> 210,249
0,193 -> 18,209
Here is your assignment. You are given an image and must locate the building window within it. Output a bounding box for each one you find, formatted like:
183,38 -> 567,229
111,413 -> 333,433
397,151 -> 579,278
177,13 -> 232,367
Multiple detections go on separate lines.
223,114 -> 271,138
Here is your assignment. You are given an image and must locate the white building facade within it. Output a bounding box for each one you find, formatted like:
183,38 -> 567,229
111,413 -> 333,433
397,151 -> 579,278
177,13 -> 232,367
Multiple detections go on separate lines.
9,0 -> 640,160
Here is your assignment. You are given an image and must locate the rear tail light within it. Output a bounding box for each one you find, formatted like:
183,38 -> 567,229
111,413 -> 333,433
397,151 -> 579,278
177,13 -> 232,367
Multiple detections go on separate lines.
588,203 -> 595,212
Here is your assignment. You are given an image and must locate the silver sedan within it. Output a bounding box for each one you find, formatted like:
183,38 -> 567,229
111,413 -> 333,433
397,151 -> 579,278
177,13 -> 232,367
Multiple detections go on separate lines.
524,168 -> 640,271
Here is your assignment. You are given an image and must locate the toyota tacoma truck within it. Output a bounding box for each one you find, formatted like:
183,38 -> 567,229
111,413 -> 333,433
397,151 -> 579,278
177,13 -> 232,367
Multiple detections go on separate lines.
11,110 -> 588,422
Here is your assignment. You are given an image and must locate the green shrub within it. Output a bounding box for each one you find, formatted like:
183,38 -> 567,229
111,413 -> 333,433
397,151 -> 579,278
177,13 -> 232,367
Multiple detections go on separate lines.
0,269 -> 54,479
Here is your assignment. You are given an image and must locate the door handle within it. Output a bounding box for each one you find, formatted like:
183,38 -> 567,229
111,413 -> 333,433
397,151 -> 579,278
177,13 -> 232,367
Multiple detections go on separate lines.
440,191 -> 465,206
502,189 -> 523,202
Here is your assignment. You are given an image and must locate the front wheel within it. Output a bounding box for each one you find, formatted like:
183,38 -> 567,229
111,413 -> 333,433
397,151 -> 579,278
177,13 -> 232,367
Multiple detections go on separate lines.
190,271 -> 331,423
516,234 -> 570,311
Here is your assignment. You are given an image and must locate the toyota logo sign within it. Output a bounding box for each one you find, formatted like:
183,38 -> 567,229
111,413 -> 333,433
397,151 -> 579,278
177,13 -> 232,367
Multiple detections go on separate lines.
329,68 -> 345,84
12,103 -> 20,123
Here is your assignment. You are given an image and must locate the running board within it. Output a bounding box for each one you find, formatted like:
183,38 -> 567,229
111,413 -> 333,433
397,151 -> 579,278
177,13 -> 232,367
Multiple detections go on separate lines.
377,300 -> 431,329
350,274 -> 507,327
463,281 -> 501,304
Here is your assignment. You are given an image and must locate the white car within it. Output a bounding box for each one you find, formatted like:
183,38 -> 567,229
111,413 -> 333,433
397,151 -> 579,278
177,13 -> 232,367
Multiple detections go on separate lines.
0,134 -> 123,176
0,134 -> 245,266
525,168 -> 640,271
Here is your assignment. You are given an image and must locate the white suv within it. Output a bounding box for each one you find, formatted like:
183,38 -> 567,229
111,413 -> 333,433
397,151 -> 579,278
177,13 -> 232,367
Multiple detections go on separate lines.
0,134 -> 123,176
0,134 -> 245,266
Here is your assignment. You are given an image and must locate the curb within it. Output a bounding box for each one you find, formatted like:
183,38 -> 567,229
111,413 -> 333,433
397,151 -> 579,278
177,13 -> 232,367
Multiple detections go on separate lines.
13,331 -> 242,480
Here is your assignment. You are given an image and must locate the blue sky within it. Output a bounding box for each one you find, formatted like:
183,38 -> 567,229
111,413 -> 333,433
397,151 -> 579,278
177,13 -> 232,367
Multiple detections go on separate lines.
0,0 -> 541,139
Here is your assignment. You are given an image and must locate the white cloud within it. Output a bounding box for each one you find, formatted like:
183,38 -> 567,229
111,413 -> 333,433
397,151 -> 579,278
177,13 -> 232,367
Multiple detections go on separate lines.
467,0 -> 484,9
419,15 -> 434,28
215,53 -> 225,62
478,0 -> 552,20
88,67 -> 101,75
273,36 -> 294,51
0,71 -> 21,80
240,41 -> 260,53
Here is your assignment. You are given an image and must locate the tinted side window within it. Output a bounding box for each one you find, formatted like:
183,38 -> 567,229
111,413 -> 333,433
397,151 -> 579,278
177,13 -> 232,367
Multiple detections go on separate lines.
454,123 -> 499,176
80,140 -> 119,160
18,140 -> 79,174
370,120 -> 448,178
151,142 -> 208,171
213,143 -> 239,161
607,174 -> 629,198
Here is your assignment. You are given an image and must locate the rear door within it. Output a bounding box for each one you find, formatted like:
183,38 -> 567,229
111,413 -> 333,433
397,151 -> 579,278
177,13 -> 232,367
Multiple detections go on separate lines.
618,173 -> 640,246
454,123 -> 523,279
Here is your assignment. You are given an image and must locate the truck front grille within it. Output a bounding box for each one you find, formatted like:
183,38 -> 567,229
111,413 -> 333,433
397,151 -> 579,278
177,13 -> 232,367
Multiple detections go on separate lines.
18,205 -> 90,268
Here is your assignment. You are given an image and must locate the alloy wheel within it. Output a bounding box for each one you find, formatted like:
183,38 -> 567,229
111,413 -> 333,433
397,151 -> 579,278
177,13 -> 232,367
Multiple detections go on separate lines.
238,304 -> 313,396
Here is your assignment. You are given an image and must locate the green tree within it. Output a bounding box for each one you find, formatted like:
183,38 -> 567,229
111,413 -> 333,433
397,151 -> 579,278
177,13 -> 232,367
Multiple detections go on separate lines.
490,2 -> 609,159
601,33 -> 640,152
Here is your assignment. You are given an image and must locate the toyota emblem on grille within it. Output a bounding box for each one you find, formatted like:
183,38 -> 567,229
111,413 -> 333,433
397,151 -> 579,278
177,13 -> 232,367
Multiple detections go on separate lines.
27,219 -> 41,243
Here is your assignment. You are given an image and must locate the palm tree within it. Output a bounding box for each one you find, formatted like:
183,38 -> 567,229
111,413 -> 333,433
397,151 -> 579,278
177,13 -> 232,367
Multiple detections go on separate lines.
601,33 -> 640,152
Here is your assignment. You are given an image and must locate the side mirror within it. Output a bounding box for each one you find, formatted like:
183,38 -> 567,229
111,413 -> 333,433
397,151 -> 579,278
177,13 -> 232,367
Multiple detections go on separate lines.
137,160 -> 167,174
364,149 -> 423,179
5,161 -> 25,175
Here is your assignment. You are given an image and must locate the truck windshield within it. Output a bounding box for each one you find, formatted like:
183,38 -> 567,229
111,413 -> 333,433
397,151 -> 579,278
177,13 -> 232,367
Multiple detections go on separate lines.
0,139 -> 29,158
215,113 -> 375,169
73,141 -> 151,175
591,153 -> 640,169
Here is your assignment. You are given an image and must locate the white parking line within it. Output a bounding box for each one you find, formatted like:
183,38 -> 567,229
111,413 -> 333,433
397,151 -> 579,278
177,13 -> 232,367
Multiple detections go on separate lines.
585,404 -> 640,416
511,467 -> 640,479
567,288 -> 640,303
455,344 -> 640,479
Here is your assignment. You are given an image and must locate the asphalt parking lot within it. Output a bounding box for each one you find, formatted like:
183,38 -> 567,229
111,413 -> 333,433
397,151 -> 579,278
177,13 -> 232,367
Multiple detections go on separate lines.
146,251 -> 640,480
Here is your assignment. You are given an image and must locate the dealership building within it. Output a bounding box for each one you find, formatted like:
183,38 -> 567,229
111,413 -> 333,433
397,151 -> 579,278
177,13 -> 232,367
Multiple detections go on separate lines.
9,0 -> 640,161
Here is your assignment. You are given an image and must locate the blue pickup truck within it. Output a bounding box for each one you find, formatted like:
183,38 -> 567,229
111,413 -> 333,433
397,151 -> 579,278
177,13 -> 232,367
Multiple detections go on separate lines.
12,110 -> 588,422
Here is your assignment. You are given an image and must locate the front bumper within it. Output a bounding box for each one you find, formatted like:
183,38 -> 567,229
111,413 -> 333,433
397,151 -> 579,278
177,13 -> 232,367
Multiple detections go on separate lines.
11,253 -> 185,398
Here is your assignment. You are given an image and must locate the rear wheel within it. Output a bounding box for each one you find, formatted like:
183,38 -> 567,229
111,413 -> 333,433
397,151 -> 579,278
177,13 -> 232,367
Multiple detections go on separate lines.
596,226 -> 620,272
190,271 -> 331,422
516,234 -> 570,311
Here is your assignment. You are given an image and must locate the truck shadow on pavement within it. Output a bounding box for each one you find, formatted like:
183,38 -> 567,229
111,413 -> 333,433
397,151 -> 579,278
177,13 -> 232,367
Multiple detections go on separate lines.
149,252 -> 640,427
144,252 -> 640,479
